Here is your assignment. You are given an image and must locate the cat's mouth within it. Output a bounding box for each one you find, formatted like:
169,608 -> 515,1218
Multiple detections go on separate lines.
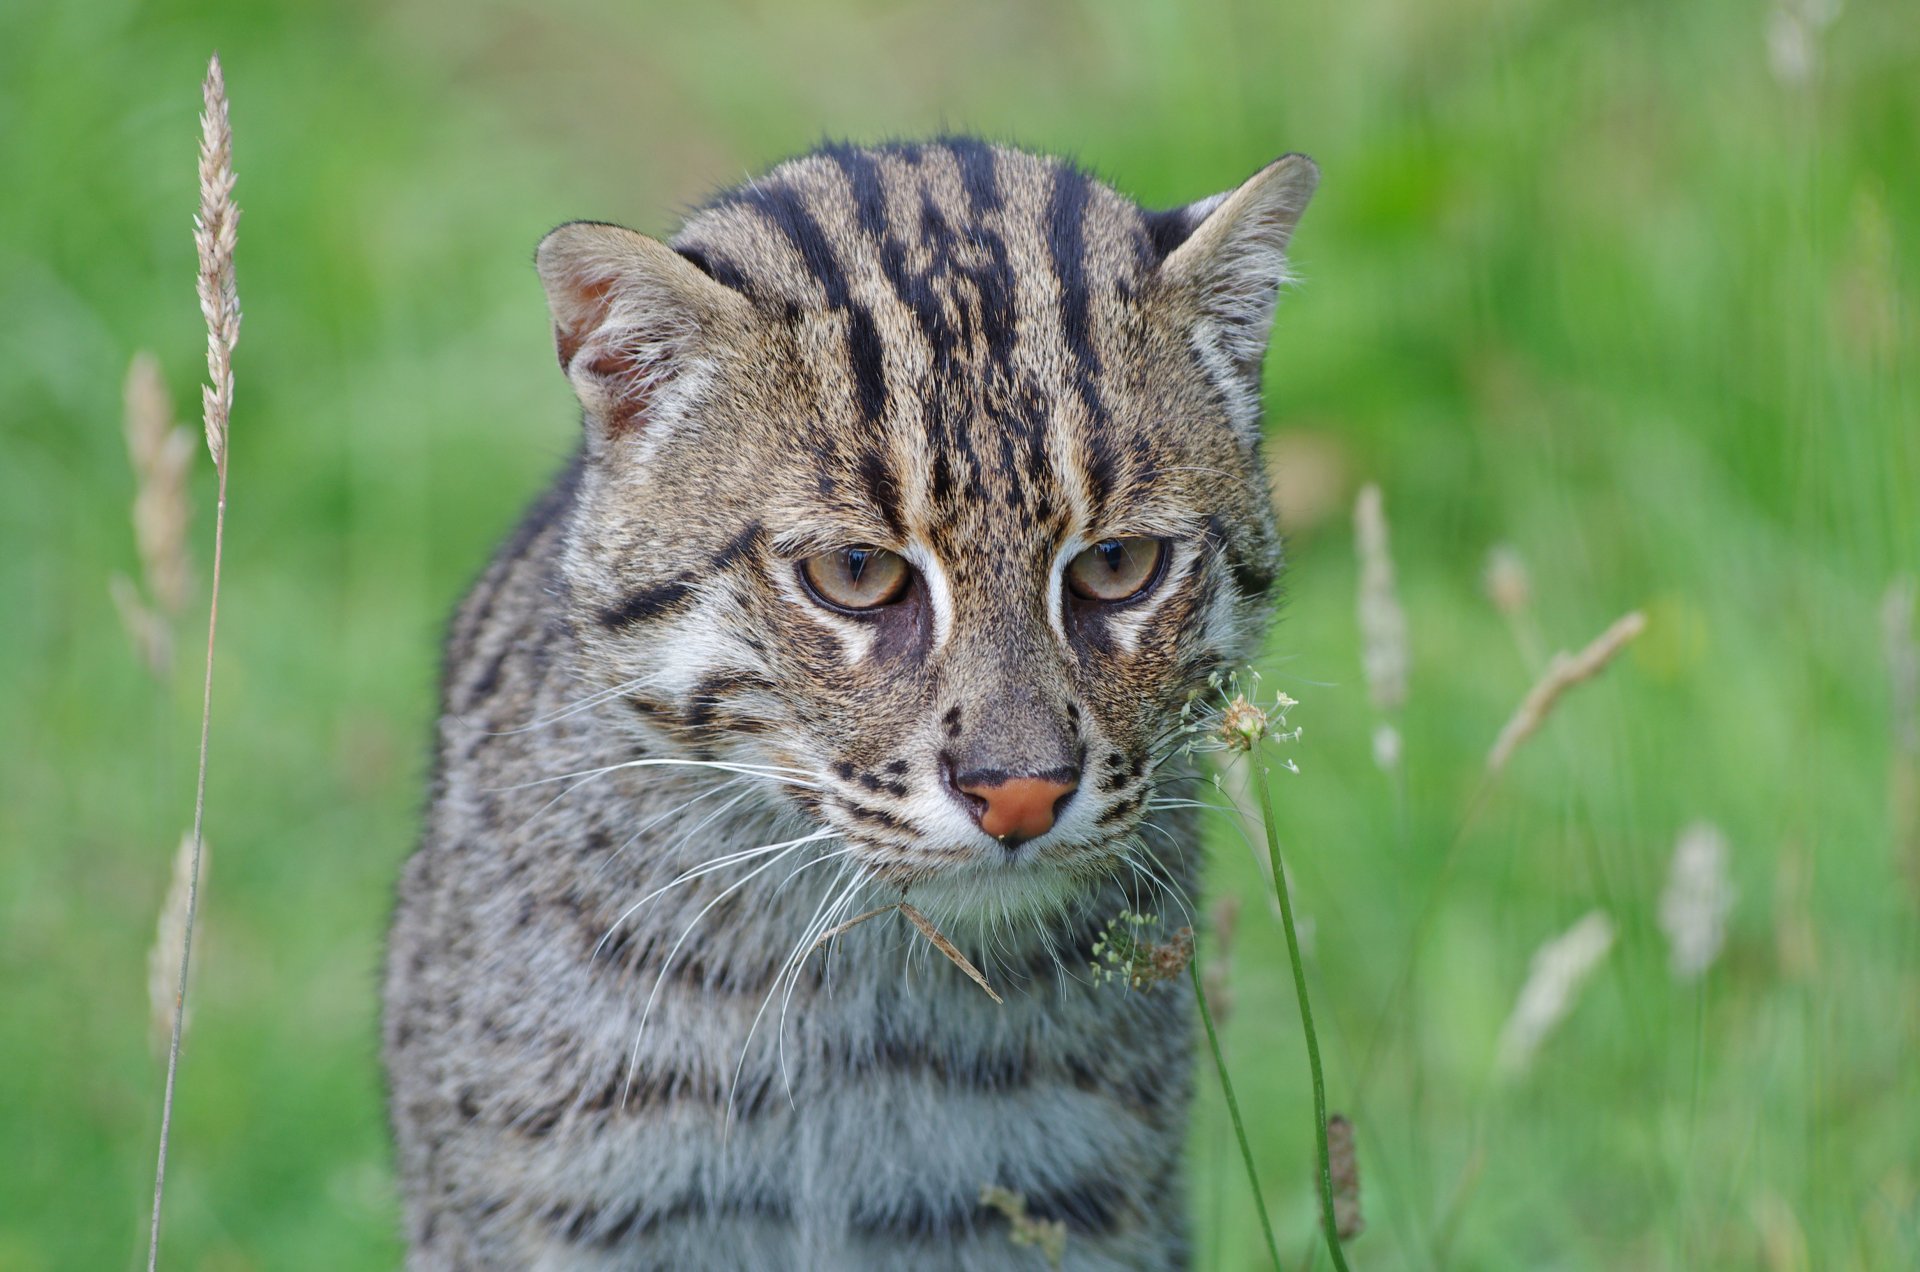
809,786 -> 1152,920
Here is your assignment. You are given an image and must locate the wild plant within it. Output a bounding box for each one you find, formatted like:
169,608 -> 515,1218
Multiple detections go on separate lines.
145,52 -> 239,1272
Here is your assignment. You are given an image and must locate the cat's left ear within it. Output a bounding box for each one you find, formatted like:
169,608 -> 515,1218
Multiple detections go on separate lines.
1154,153 -> 1319,430
536,220 -> 752,458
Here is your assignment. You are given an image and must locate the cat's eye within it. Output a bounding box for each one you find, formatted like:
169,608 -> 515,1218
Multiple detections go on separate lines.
800,546 -> 912,612
1065,537 -> 1167,603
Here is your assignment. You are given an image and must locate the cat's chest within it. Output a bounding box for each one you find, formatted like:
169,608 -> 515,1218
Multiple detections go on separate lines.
506,947 -> 1191,1267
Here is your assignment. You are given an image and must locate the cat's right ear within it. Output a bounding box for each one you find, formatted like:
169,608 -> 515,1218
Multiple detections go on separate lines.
535,221 -> 750,451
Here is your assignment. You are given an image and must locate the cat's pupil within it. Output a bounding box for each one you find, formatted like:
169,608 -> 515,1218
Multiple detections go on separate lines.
845,548 -> 870,583
1097,541 -> 1125,572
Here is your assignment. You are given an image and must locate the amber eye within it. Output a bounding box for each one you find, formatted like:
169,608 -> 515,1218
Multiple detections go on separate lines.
800,546 -> 912,611
1065,537 -> 1167,603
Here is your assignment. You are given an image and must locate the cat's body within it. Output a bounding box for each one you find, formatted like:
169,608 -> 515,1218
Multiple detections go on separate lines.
384,139 -> 1315,1270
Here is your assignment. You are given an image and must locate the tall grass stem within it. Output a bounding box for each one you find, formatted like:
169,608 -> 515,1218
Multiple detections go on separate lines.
1190,956 -> 1282,1270
148,53 -> 238,1271
1256,758 -> 1353,1272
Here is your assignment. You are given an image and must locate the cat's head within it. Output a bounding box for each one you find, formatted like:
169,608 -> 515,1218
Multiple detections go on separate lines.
536,141 -> 1314,916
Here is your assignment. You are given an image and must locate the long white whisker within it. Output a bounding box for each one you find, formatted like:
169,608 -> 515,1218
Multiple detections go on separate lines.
484,670 -> 671,735
590,777 -> 755,880
596,830 -> 833,961
774,869 -> 868,1096
725,858 -> 863,1129
493,756 -> 817,794
1114,839 -> 1195,928
620,829 -> 840,1107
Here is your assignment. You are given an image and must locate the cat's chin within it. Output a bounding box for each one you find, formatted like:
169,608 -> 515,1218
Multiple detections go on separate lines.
852,839 -> 1128,933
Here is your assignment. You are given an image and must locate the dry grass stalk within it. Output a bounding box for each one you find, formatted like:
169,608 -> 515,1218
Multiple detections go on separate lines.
1485,610 -> 1646,775
1483,543 -> 1545,669
1659,821 -> 1736,981
804,902 -> 1004,1004
897,903 -> 1003,1004
125,353 -> 195,612
1353,484 -> 1409,713
115,354 -> 196,674
146,834 -> 207,1055
148,53 -> 240,1272
1889,579 -> 1919,754
808,904 -> 898,953
1885,579 -> 1919,903
1495,909 -> 1614,1077
979,1185 -> 1067,1268
1323,1112 -> 1364,1242
111,574 -> 174,677
1265,430 -> 1350,536
195,57 -> 240,470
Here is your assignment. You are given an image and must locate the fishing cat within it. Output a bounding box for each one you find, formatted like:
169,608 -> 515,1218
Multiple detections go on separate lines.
383,138 -> 1316,1270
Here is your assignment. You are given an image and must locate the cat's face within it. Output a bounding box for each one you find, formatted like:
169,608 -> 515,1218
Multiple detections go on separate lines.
540,142 -> 1314,915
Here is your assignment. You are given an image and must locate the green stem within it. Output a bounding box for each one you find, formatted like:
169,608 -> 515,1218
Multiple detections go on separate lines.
1190,957 -> 1282,1271
1255,756 -> 1354,1272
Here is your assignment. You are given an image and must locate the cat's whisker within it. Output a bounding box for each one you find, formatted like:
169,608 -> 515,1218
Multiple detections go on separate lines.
620,828 -> 841,1108
774,867 -> 870,1101
495,755 -> 819,794
595,829 -> 835,961
484,670 -> 671,735
588,777 -> 758,881
722,859 -> 869,1129
1112,838 -> 1196,929
509,767 -> 616,841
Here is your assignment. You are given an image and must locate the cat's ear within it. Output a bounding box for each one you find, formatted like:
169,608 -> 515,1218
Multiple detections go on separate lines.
536,221 -> 750,450
1154,154 -> 1318,424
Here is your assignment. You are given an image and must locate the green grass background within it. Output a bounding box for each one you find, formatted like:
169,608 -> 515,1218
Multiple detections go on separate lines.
2,0 -> 1916,1267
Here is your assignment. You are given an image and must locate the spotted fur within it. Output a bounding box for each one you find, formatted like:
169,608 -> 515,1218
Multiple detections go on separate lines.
384,138 -> 1316,1270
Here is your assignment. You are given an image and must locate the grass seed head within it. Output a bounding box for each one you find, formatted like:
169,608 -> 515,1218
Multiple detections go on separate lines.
1089,911 -> 1193,991
1354,483 -> 1409,712
980,1185 -> 1067,1268
195,53 -> 240,471
1486,610 -> 1646,775
124,353 -> 194,616
1659,821 -> 1736,981
1324,1113 -> 1364,1242
1180,670 -> 1302,768
147,834 -> 206,1056
1495,909 -> 1615,1077
1483,544 -> 1532,616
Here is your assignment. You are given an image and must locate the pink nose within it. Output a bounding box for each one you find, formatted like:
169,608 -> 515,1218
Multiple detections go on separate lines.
956,774 -> 1078,842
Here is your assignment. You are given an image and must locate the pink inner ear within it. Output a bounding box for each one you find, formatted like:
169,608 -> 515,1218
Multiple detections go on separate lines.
584,345 -> 656,435
554,275 -> 616,369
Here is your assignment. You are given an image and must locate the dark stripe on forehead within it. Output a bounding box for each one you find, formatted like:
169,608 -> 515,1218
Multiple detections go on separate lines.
719,183 -> 890,425
1046,165 -> 1100,388
943,136 -> 1003,215
825,143 -> 890,239
1046,166 -> 1119,514
826,146 -> 962,367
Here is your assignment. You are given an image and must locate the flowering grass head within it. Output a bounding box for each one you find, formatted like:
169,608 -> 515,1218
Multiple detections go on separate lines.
1179,668 -> 1302,769
1089,910 -> 1194,991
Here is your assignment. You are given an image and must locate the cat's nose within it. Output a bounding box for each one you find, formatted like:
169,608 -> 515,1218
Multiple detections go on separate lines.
951,769 -> 1079,844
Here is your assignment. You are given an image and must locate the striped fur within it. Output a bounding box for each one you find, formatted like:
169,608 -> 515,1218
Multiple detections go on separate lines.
385,139 -> 1316,1270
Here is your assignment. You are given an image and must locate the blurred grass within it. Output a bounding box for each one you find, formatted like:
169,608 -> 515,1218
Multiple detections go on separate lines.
1,0 -> 1915,1267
